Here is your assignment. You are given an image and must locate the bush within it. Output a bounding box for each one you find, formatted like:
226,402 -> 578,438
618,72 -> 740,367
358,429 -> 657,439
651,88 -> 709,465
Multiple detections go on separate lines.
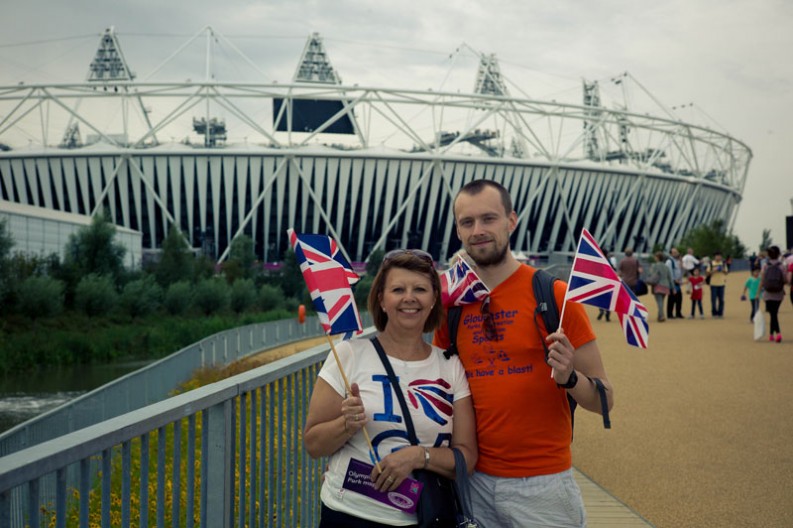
75,274 -> 118,316
230,278 -> 256,314
353,275 -> 374,309
164,281 -> 192,315
258,284 -> 285,311
192,278 -> 229,315
119,276 -> 162,318
17,276 -> 65,319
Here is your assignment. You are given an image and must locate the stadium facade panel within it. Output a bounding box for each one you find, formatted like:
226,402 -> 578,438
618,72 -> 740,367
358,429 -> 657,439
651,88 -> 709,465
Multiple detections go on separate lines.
0,146 -> 737,264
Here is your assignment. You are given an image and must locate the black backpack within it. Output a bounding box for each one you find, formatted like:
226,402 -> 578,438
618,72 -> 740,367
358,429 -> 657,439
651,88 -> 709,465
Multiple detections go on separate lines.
443,269 -> 611,435
763,263 -> 785,293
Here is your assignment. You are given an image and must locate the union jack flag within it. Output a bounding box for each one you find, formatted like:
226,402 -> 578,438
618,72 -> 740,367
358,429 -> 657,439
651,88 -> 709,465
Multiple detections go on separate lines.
440,256 -> 490,308
288,229 -> 363,338
618,313 -> 650,348
564,229 -> 649,348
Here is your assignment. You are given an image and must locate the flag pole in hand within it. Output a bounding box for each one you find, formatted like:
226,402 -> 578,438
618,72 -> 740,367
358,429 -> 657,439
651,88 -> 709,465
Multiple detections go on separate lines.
288,228 -> 382,472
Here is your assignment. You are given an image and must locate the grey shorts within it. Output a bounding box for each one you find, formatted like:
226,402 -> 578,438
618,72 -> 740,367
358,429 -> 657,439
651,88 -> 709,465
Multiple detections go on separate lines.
469,469 -> 586,528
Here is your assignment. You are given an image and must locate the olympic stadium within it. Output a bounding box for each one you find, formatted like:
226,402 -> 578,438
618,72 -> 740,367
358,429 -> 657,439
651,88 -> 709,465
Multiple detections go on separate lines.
0,27 -> 753,266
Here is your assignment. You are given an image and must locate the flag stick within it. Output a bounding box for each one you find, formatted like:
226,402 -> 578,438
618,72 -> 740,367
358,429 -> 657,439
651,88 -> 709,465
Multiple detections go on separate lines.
325,334 -> 383,473
551,233 -> 581,379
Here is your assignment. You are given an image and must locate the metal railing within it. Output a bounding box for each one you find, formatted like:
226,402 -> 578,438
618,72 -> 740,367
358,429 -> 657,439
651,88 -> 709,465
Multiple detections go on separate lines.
0,314 -> 371,460
0,330 -> 366,527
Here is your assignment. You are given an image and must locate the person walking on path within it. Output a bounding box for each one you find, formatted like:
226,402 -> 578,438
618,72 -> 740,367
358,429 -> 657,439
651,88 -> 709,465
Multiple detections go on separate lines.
706,251 -> 729,318
648,251 -> 675,322
741,268 -> 762,323
681,247 -> 700,277
618,248 -> 643,294
687,266 -> 705,318
433,179 -> 613,528
666,248 -> 684,319
761,245 -> 788,343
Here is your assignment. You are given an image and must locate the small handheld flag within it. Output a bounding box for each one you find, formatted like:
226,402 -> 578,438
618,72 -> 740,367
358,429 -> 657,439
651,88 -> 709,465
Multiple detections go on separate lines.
440,255 -> 490,308
288,229 -> 363,338
561,228 -> 649,348
288,229 -> 380,470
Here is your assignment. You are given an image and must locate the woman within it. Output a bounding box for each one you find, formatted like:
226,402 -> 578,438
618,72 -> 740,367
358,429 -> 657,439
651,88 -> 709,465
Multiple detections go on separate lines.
648,251 -> 675,322
304,249 -> 477,527
761,245 -> 788,343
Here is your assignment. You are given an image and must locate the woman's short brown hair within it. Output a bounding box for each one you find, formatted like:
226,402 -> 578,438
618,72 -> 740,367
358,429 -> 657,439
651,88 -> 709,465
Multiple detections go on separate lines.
367,252 -> 443,333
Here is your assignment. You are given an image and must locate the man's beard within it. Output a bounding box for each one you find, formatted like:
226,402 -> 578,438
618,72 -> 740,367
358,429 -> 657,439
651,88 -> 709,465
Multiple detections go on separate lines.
467,239 -> 509,268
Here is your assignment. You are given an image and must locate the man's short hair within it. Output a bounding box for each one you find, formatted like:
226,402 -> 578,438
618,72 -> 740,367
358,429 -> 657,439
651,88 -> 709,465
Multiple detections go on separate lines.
454,179 -> 513,218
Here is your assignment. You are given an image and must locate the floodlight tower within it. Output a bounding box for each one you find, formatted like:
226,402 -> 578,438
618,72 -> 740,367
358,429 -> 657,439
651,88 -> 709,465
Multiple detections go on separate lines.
293,32 -> 342,84
88,26 -> 136,81
583,80 -> 603,161
474,53 -> 508,96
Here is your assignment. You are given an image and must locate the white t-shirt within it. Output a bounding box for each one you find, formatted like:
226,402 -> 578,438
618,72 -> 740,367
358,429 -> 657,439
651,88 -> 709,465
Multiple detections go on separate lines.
682,253 -> 700,271
318,337 -> 471,525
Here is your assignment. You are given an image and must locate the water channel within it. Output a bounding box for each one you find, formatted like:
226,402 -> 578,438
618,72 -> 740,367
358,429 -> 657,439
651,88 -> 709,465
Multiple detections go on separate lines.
0,360 -> 151,434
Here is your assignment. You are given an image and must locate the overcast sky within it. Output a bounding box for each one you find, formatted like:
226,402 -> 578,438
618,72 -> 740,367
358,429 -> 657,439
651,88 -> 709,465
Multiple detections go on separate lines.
1,0 -> 791,252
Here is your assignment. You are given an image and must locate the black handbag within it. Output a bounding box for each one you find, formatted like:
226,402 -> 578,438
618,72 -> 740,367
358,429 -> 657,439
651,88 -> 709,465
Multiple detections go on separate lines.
370,337 -> 457,528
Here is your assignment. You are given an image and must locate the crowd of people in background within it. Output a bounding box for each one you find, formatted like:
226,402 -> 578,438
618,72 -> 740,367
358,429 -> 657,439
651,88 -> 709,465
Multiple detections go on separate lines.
612,245 -> 793,342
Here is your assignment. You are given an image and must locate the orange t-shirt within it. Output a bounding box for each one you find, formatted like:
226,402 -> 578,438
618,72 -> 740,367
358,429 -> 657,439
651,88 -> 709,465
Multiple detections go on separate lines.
434,265 -> 596,477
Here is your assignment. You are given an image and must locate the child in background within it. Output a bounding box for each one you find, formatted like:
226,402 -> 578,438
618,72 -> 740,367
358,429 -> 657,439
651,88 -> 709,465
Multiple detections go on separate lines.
741,268 -> 762,322
688,266 -> 705,319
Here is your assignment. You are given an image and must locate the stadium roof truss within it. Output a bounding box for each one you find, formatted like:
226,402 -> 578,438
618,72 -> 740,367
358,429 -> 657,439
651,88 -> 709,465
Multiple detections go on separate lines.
0,32 -> 752,264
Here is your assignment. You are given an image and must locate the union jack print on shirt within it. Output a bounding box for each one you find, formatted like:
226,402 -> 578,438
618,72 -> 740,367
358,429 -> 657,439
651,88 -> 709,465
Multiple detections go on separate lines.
440,256 -> 490,308
407,379 -> 454,426
288,229 -> 363,338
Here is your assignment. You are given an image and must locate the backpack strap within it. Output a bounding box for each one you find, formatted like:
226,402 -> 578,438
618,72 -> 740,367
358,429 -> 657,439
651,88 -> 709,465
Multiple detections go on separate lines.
532,268 -> 610,432
442,306 -> 463,359
532,269 -> 559,363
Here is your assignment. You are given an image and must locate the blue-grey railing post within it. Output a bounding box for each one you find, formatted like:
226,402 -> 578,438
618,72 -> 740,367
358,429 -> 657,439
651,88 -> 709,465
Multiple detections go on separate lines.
206,400 -> 232,528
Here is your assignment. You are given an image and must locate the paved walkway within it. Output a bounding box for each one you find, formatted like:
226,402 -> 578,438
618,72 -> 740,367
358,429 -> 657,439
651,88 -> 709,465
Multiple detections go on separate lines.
574,468 -> 654,527
572,270 -> 793,528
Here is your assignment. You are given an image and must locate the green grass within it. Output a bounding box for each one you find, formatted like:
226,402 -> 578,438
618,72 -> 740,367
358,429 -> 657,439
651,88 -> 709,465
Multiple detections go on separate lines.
0,308 -> 294,375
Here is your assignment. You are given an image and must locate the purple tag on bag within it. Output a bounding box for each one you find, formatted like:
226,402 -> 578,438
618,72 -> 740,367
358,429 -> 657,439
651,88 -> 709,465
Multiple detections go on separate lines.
342,458 -> 423,514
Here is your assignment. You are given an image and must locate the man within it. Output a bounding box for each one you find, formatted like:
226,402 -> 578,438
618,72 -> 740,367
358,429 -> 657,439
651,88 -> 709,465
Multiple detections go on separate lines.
681,247 -> 700,276
706,251 -> 729,318
666,248 -> 684,319
617,248 -> 643,293
433,180 -> 614,528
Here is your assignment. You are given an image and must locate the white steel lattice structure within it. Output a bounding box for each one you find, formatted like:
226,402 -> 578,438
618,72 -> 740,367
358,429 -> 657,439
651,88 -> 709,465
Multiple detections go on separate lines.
0,28 -> 752,264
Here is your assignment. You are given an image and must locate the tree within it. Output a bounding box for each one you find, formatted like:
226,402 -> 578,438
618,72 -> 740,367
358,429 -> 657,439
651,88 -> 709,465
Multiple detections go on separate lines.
63,210 -> 127,284
155,225 -> 193,287
278,248 -> 305,299
119,276 -> 162,318
227,235 -> 256,281
759,229 -> 773,252
18,276 -> 65,320
678,219 -> 746,259
365,248 -> 384,277
192,277 -> 229,315
75,274 -> 118,317
230,278 -> 256,314
0,218 -> 14,311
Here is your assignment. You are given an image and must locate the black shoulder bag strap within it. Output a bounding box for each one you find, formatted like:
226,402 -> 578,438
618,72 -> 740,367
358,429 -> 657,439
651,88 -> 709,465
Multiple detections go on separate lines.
370,336 -> 420,445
